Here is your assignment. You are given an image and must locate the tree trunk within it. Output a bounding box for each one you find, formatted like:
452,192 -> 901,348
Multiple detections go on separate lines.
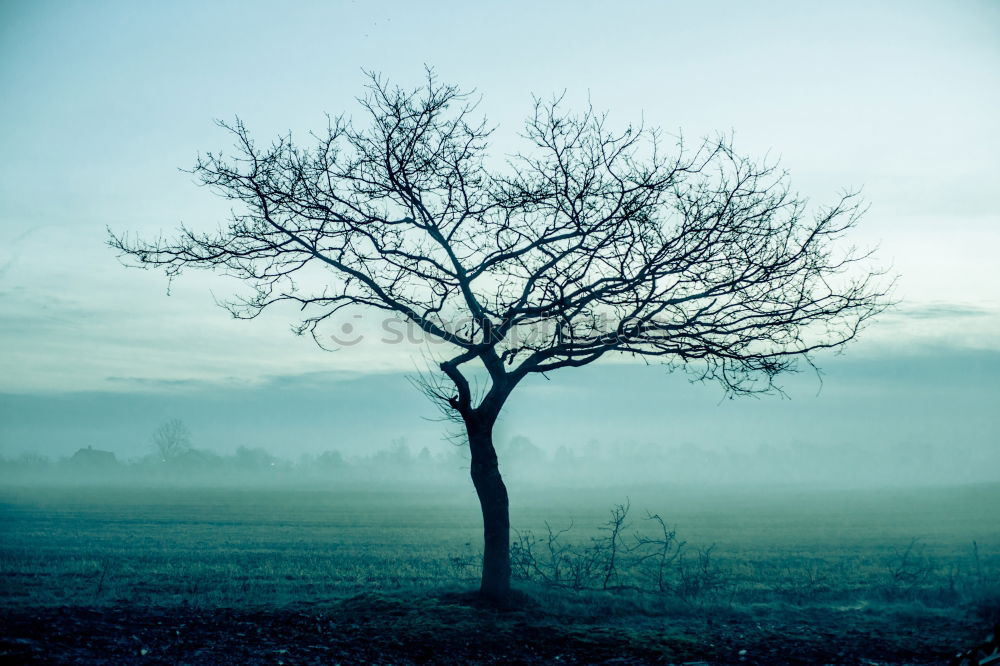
467,424 -> 511,601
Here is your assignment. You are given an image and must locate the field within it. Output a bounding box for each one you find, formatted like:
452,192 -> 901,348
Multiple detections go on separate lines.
1,483 -> 998,664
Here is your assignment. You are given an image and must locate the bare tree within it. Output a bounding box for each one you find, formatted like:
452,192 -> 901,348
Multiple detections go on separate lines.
152,418 -> 192,462
110,71 -> 890,601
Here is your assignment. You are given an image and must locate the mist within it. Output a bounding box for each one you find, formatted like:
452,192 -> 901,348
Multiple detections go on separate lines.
2,1 -> 999,663
3,348 -> 998,489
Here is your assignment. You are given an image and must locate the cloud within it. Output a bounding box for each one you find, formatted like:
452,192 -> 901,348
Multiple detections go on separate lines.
103,376 -> 213,390
0,225 -> 47,279
101,370 -> 374,394
857,301 -> 1000,353
3,346 -> 998,471
892,303 -> 993,320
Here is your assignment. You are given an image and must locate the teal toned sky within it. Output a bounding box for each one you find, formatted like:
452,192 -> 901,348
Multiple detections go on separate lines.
0,1 -> 998,471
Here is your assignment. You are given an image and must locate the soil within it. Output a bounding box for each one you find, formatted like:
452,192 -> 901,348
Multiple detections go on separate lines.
0,593 -> 987,665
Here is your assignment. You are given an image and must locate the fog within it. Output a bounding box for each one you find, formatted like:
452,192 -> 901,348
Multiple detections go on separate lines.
6,433 -> 999,491
3,347 -> 998,490
2,1 -> 998,495
2,2 -> 998,661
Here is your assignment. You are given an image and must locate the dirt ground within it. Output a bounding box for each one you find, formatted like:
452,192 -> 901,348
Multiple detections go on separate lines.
0,592 -> 988,665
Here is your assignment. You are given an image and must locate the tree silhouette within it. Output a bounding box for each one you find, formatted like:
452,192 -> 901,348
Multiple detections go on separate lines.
151,418 -> 192,462
110,71 -> 890,600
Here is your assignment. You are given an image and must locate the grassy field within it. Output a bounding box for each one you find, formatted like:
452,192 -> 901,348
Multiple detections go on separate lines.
1,483 -> 998,663
2,483 -> 998,606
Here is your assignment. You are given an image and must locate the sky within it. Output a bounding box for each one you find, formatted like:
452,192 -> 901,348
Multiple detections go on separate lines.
0,1 -> 998,477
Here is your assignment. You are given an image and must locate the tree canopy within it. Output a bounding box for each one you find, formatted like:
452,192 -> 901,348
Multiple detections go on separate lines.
110,71 -> 890,599
112,73 -> 887,402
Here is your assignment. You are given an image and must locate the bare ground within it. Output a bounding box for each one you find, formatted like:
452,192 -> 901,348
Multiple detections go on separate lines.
0,591 -> 989,665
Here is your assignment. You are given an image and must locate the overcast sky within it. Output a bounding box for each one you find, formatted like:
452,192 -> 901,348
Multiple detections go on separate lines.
0,1 -> 997,472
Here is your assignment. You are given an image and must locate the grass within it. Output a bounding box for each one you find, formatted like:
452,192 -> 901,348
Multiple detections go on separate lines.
0,483 -> 997,611
1,483 -> 998,663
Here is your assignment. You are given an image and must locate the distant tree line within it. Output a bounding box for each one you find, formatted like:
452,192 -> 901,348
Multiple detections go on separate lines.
2,433 -> 997,487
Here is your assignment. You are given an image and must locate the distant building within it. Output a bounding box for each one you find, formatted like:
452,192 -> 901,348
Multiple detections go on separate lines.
69,446 -> 119,468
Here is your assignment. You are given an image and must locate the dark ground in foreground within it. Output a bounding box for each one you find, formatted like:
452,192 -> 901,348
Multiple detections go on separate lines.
0,591 -> 989,665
